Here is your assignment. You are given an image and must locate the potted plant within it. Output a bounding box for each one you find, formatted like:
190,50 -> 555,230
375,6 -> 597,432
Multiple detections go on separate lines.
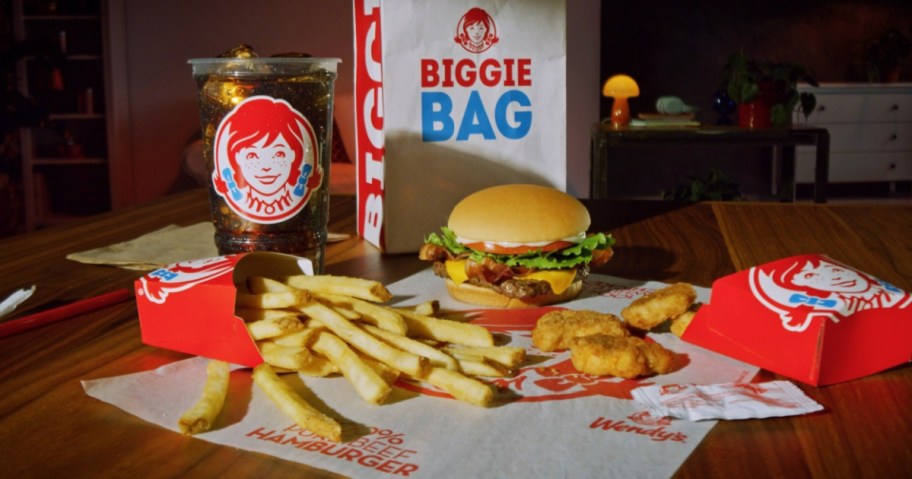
722,51 -> 819,128
866,27 -> 912,83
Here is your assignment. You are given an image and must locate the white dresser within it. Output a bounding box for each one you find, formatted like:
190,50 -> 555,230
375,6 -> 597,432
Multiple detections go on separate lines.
795,83 -> 912,185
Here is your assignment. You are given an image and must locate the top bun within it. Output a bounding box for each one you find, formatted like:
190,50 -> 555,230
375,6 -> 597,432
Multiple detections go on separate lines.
448,184 -> 590,243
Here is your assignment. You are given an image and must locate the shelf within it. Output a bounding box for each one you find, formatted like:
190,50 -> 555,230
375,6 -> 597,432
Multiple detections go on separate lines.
13,0 -> 112,231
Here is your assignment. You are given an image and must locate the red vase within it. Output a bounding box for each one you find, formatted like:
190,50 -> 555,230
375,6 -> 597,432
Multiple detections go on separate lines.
738,100 -> 771,129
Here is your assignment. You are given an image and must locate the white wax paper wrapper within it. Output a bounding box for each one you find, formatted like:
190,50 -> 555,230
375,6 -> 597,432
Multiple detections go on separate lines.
83,272 -> 759,479
631,381 -> 824,421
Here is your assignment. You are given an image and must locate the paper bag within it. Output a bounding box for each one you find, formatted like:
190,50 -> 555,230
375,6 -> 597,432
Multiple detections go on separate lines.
353,0 -> 568,253
684,254 -> 912,386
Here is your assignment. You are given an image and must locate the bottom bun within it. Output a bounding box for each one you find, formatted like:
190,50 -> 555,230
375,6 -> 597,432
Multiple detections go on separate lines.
445,279 -> 583,309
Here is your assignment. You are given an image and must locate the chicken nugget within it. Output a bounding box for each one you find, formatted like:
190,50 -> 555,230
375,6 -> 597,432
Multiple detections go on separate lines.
622,282 -> 697,331
532,309 -> 629,352
670,305 -> 699,338
569,334 -> 650,378
639,340 -> 676,374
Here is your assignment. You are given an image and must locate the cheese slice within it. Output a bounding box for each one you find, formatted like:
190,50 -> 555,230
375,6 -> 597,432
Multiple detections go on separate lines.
445,259 -> 576,294
445,259 -> 469,284
518,269 -> 577,294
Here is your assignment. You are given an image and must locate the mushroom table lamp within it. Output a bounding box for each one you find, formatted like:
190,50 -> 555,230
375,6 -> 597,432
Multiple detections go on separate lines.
602,74 -> 640,127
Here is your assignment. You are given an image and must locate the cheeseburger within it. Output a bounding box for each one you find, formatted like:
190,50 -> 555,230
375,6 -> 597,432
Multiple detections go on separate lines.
419,184 -> 615,308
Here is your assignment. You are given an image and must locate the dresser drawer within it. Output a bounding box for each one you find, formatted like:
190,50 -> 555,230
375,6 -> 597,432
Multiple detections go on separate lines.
803,92 -> 912,124
797,151 -> 912,183
816,123 -> 912,152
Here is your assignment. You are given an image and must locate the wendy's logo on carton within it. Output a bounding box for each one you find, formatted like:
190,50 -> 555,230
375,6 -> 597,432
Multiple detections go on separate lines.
213,96 -> 322,224
454,7 -> 499,53
138,257 -> 235,304
749,255 -> 911,332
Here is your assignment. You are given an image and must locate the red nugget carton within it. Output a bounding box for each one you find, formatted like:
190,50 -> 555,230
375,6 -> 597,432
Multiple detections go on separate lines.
684,254 -> 912,386
134,252 -> 314,367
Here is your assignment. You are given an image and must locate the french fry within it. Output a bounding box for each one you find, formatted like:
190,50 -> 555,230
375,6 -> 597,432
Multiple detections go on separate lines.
409,300 -> 439,316
448,353 -> 511,378
246,314 -> 305,340
359,354 -> 401,384
236,290 -> 310,310
443,345 -> 526,370
282,274 -> 393,303
258,341 -> 331,373
271,326 -> 325,347
252,364 -> 342,442
178,360 -> 230,435
298,301 -> 428,377
318,293 -> 407,335
235,307 -> 300,322
362,323 -> 459,370
311,331 -> 392,404
415,367 -> 493,407
397,309 -> 494,347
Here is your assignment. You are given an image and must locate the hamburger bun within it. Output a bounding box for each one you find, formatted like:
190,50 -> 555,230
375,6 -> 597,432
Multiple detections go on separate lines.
445,278 -> 584,309
448,184 -> 590,243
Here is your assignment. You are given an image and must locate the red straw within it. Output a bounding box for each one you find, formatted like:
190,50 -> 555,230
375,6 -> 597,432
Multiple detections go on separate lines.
0,288 -> 134,339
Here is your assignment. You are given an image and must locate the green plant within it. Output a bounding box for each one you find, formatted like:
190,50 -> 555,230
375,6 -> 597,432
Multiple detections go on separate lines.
661,168 -> 743,202
866,27 -> 912,82
721,51 -> 819,126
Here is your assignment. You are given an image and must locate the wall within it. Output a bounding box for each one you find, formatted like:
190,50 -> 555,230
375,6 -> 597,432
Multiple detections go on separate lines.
599,0 -> 912,199
114,0 -> 600,204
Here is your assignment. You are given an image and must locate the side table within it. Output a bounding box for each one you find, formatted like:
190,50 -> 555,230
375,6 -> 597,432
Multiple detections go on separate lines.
590,124 -> 830,203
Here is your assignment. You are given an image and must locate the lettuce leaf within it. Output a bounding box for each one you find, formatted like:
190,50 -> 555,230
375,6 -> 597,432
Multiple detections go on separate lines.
424,227 -> 615,270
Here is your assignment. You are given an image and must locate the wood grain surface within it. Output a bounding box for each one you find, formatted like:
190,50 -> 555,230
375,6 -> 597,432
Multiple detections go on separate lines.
0,189 -> 909,478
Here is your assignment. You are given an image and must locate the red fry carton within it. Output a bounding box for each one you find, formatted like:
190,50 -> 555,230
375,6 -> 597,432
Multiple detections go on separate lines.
134,252 -> 314,367
684,254 -> 912,386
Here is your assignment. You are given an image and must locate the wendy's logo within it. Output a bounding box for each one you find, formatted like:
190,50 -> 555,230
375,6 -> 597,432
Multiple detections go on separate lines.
749,255 -> 911,332
212,96 -> 322,224
138,257 -> 235,304
454,7 -> 499,54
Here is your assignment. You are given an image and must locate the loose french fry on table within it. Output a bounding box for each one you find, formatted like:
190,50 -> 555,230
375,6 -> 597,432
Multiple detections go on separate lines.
413,367 -> 494,407
257,341 -> 336,375
310,330 -> 392,405
245,314 -> 306,341
178,360 -> 231,435
443,345 -> 526,370
236,290 -> 311,310
297,301 -> 428,377
270,326 -> 325,347
447,353 -> 511,378
409,300 -> 439,316
317,292 -> 408,334
281,274 -> 393,303
235,307 -> 300,322
252,363 -> 342,442
396,309 -> 494,347
361,323 -> 459,370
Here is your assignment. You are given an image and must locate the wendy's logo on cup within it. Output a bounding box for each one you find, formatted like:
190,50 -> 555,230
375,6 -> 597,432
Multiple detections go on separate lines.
454,7 -> 499,54
138,257 -> 235,304
749,255 -> 911,332
212,96 -> 322,224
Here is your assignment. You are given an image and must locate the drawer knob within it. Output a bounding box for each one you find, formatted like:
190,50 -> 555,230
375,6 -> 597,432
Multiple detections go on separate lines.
890,134 -> 898,141
891,104 -> 899,111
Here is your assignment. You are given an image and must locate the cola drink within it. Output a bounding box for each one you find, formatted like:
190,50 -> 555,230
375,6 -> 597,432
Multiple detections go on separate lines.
190,47 -> 340,272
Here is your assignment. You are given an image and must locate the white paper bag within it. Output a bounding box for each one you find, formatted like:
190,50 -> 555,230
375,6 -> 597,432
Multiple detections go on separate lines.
354,0 -> 567,253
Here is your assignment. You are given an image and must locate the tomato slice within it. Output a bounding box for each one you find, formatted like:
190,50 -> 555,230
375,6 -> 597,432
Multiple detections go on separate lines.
463,240 -> 575,255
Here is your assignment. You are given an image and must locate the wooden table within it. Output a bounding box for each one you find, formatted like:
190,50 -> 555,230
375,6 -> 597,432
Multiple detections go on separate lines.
1,188 -> 910,478
590,124 -> 831,203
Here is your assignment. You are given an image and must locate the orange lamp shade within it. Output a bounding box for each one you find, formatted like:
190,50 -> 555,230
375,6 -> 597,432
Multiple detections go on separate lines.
602,74 -> 639,127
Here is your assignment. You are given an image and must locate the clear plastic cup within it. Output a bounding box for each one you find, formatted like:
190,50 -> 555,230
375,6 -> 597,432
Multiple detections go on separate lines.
189,55 -> 340,272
